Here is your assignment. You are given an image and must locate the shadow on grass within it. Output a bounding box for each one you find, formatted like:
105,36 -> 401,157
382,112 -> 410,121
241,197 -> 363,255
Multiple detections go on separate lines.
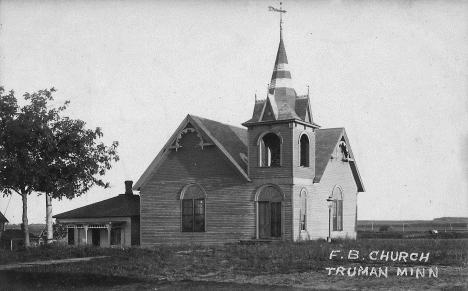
0,270 -> 325,291
151,281 -> 323,291
0,269 -> 143,290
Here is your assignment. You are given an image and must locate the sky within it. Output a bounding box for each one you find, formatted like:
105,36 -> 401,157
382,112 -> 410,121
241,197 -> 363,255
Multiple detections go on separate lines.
0,0 -> 467,224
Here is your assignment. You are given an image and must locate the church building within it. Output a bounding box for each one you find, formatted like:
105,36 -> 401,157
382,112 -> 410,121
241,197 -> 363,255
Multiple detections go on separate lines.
133,22 -> 365,245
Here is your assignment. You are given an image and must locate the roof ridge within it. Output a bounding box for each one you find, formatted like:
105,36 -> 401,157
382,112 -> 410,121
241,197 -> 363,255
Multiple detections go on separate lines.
189,114 -> 247,131
317,127 -> 345,130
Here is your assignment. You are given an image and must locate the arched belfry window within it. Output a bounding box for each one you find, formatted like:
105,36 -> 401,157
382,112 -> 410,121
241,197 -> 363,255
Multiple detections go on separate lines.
299,133 -> 310,167
180,184 -> 206,232
332,186 -> 343,231
259,132 -> 281,167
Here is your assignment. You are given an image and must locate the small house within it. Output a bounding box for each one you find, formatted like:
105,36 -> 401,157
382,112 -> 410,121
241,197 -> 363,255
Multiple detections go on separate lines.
54,181 -> 140,247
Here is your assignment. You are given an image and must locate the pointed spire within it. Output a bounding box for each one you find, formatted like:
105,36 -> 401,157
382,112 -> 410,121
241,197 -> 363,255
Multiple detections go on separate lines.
268,5 -> 297,113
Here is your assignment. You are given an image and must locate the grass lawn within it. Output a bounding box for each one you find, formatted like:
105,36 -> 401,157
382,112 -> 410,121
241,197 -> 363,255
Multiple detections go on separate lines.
0,238 -> 467,290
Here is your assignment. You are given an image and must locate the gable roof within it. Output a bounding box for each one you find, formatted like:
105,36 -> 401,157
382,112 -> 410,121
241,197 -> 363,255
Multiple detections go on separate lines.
0,211 -> 8,223
133,115 -> 364,192
191,115 -> 248,175
53,194 -> 140,219
314,128 -> 365,192
133,114 -> 250,191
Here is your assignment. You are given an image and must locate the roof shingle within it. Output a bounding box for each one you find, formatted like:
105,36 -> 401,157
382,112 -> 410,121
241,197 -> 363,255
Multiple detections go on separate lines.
314,128 -> 344,183
0,211 -> 8,223
53,194 -> 140,219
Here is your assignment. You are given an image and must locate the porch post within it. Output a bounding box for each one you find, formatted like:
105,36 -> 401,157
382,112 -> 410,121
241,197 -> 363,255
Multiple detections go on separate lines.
107,223 -> 112,247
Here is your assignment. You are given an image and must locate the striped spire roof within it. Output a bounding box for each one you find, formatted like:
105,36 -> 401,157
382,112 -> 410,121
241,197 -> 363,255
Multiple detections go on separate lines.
268,27 -> 297,112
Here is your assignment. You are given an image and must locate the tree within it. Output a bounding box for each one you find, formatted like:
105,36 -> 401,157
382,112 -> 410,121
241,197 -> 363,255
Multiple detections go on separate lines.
0,87 -> 119,246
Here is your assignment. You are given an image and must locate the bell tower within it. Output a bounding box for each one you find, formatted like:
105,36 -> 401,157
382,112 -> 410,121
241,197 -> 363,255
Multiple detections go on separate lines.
242,19 -> 319,183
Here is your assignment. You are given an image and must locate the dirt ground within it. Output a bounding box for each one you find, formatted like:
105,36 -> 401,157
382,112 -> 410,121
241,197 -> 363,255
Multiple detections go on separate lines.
73,265 -> 467,291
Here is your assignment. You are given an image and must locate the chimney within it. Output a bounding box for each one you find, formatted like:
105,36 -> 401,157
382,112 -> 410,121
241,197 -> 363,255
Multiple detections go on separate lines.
125,180 -> 133,195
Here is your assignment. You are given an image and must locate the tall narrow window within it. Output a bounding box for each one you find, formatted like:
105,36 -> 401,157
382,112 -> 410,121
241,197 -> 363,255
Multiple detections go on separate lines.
300,189 -> 307,231
260,132 -> 281,167
332,187 -> 343,231
300,134 -> 310,167
181,184 -> 206,232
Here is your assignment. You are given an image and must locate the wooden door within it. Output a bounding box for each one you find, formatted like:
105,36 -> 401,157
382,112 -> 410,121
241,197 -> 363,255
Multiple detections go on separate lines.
270,202 -> 281,238
91,229 -> 100,246
258,202 -> 270,238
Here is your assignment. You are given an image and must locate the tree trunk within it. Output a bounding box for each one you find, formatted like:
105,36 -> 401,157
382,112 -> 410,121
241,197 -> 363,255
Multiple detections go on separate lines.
21,192 -> 30,247
46,192 -> 53,244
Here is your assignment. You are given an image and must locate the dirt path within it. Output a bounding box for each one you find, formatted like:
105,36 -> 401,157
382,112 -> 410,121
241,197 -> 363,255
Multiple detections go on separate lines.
100,265 -> 468,291
0,256 -> 108,271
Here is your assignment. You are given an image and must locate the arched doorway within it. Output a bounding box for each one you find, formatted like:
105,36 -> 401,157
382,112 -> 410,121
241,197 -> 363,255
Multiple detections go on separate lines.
255,185 -> 284,239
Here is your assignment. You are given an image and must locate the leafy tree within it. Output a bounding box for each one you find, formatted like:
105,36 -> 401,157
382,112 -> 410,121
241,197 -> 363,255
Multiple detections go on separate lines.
0,87 -> 119,246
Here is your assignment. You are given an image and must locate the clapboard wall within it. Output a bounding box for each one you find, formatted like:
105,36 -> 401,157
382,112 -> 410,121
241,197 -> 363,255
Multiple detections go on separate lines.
309,144 -> 359,240
140,131 -> 257,245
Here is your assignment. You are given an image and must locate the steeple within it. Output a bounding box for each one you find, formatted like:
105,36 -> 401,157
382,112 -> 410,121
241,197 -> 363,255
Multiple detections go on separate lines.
243,4 -> 318,127
268,27 -> 297,112
267,3 -> 298,118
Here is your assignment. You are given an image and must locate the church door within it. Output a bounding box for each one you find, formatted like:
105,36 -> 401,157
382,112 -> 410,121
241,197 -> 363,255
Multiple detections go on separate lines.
258,201 -> 282,239
270,202 -> 281,237
258,202 -> 270,238
256,186 -> 284,239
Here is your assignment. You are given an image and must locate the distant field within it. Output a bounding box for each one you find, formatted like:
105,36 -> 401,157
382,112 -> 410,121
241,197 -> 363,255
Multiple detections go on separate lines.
357,219 -> 468,232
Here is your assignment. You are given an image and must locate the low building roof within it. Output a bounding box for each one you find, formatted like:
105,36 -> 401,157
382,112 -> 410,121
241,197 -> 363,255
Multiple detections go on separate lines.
0,211 -> 8,223
2,229 -> 40,240
53,194 -> 140,219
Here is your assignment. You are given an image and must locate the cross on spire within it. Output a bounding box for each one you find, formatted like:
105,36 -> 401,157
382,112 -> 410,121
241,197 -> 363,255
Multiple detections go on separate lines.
268,2 -> 287,38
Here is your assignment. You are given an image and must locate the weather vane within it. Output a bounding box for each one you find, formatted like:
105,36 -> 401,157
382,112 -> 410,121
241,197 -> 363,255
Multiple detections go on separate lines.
268,2 -> 287,30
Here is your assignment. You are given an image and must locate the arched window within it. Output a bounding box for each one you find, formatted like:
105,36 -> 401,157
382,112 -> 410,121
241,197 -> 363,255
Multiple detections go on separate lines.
300,133 -> 310,167
259,132 -> 281,167
180,184 -> 206,232
332,186 -> 343,231
300,189 -> 308,231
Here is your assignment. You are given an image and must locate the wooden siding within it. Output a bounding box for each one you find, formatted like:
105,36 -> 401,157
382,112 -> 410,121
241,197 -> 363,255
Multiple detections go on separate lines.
140,123 -> 359,244
248,123 -> 294,179
308,145 -> 358,240
140,131 -> 257,245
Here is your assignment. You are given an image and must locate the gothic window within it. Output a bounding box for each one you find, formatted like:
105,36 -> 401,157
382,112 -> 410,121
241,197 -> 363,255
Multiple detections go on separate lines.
300,133 -> 310,167
300,189 -> 307,231
332,186 -> 343,231
259,132 -> 281,167
181,184 -> 206,232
